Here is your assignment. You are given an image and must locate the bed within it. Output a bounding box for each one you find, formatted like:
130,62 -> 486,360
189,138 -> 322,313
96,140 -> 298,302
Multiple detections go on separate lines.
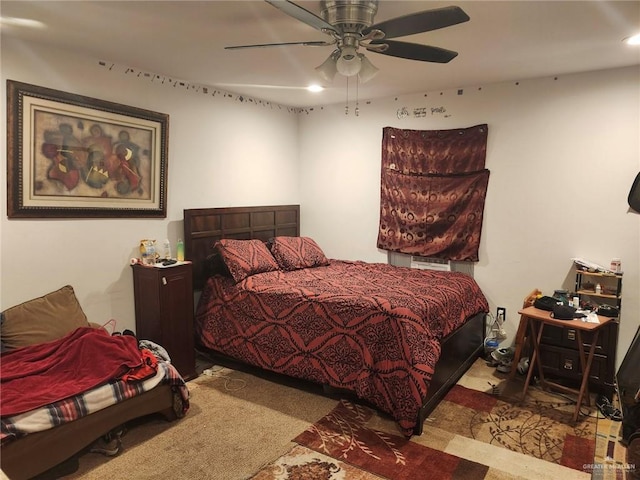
0,285 -> 190,480
184,205 -> 488,436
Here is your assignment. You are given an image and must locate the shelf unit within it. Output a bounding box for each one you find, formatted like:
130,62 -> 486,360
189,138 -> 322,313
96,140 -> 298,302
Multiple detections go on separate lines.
575,270 -> 623,311
537,269 -> 622,399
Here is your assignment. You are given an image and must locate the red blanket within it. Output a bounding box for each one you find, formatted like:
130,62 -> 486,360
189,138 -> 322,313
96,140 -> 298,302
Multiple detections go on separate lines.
1,327 -> 144,417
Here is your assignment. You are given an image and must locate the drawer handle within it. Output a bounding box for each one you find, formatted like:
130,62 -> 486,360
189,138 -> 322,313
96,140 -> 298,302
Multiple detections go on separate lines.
162,277 -> 167,286
566,330 -> 576,341
563,359 -> 574,370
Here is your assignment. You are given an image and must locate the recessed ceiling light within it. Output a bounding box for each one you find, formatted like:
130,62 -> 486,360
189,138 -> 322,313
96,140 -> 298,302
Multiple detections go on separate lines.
0,16 -> 46,29
624,33 -> 640,46
307,85 -> 324,93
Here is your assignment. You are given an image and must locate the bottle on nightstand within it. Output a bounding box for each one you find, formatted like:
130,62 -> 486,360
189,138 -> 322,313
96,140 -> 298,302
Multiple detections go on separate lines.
176,239 -> 184,261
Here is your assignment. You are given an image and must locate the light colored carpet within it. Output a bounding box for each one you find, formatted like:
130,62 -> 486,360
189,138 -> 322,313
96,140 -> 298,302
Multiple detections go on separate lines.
261,359 -> 597,480
59,365 -> 338,480
42,357 -> 630,480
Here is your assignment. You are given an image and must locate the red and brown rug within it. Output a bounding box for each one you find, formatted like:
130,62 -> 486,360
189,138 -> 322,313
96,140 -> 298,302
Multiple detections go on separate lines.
293,399 -> 495,480
251,397 -> 496,480
427,383 -> 596,470
252,360 -> 596,479
250,443 -> 383,480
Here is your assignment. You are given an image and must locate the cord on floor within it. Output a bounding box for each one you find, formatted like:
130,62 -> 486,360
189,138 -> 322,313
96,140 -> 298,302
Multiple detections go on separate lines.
201,365 -> 247,392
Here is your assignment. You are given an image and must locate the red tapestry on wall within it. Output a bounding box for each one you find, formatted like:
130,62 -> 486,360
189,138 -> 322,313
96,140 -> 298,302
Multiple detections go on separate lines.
377,125 -> 489,261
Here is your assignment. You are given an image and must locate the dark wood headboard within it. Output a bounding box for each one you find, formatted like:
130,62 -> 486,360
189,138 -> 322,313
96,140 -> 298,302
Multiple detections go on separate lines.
183,205 -> 300,289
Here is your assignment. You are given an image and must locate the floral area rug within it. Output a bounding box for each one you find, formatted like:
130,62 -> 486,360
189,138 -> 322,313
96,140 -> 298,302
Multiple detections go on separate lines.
250,444 -> 384,480
291,400 -> 494,480
252,359 -> 597,479
428,383 -> 596,471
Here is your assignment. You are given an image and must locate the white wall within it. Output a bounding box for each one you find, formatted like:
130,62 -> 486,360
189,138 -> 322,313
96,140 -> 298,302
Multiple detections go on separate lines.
2,36 -> 638,370
1,37 -> 300,332
298,67 -> 640,369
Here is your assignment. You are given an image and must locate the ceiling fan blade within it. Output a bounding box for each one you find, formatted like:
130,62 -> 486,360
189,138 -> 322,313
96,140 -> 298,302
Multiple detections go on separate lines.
368,40 -> 458,63
265,0 -> 338,34
364,6 -> 469,40
225,40 -> 334,50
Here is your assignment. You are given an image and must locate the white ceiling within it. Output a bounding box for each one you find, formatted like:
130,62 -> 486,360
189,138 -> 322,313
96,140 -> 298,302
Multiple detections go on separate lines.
1,1 -> 639,108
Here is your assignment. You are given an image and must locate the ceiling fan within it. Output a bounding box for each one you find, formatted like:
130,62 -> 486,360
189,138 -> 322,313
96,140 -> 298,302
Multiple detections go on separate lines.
225,0 -> 470,83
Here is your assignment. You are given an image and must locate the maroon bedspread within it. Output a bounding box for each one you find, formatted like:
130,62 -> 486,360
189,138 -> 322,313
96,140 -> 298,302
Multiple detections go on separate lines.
1,327 -> 144,417
195,260 -> 489,436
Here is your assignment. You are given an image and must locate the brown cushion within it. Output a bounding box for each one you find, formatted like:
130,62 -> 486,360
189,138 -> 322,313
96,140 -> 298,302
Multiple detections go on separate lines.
269,236 -> 329,271
1,285 -> 89,350
215,239 -> 280,283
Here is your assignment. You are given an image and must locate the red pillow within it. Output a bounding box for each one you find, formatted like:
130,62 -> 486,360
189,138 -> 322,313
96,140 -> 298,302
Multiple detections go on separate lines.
270,236 -> 329,271
215,239 -> 280,283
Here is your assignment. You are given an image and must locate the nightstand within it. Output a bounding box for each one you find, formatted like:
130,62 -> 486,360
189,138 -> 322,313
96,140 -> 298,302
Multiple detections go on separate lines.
535,270 -> 623,399
519,306 -> 614,422
131,262 -> 196,380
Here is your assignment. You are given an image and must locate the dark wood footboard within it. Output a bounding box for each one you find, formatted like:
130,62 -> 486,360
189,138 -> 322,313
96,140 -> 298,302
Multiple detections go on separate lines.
319,311 -> 485,435
195,311 -> 485,437
415,311 -> 485,435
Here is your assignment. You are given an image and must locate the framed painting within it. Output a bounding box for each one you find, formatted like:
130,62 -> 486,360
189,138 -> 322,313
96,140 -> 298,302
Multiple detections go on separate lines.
6,80 -> 169,218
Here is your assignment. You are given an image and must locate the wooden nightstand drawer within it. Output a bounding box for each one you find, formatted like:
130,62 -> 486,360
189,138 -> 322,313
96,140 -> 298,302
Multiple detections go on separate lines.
540,322 -> 613,355
539,344 -> 608,384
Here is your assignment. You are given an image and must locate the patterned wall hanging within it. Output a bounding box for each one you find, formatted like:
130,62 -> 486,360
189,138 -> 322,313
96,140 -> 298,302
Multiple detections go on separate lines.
377,124 -> 490,261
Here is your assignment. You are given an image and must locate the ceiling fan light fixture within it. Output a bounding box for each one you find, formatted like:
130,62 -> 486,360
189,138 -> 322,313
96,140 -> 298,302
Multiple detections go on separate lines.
625,33 -> 640,46
315,51 -> 339,82
230,3 -> 470,86
357,54 -> 379,83
336,45 -> 361,76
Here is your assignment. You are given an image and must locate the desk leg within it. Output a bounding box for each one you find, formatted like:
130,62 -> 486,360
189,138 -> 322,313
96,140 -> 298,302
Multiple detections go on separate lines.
573,329 -> 599,422
534,322 -> 547,386
509,315 -> 529,381
522,318 -> 546,400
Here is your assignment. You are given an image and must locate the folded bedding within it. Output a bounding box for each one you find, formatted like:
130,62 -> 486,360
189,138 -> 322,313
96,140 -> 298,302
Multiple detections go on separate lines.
1,327 -> 151,417
1,360 -> 188,444
0,285 -> 190,450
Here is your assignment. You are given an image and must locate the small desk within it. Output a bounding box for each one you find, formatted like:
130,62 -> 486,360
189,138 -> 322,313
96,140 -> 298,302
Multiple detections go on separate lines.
518,306 -> 614,422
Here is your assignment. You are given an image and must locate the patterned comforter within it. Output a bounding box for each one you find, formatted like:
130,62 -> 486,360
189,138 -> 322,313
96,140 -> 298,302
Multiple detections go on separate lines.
195,260 -> 488,436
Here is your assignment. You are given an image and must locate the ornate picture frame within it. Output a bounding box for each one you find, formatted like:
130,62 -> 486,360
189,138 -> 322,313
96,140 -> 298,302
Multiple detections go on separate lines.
6,80 -> 169,218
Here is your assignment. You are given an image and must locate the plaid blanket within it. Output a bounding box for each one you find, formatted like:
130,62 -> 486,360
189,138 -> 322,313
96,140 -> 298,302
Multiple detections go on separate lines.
1,361 -> 189,444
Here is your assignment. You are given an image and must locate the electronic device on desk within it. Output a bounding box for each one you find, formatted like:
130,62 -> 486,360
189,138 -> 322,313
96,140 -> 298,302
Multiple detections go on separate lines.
596,305 -> 619,317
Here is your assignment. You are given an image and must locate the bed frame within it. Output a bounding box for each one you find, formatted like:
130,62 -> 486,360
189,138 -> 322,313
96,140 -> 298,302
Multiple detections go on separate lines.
184,205 -> 485,435
1,384 -> 184,480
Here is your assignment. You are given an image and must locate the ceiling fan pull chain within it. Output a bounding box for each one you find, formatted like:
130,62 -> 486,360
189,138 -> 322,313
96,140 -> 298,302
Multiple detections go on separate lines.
345,76 -> 349,115
355,79 -> 360,117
